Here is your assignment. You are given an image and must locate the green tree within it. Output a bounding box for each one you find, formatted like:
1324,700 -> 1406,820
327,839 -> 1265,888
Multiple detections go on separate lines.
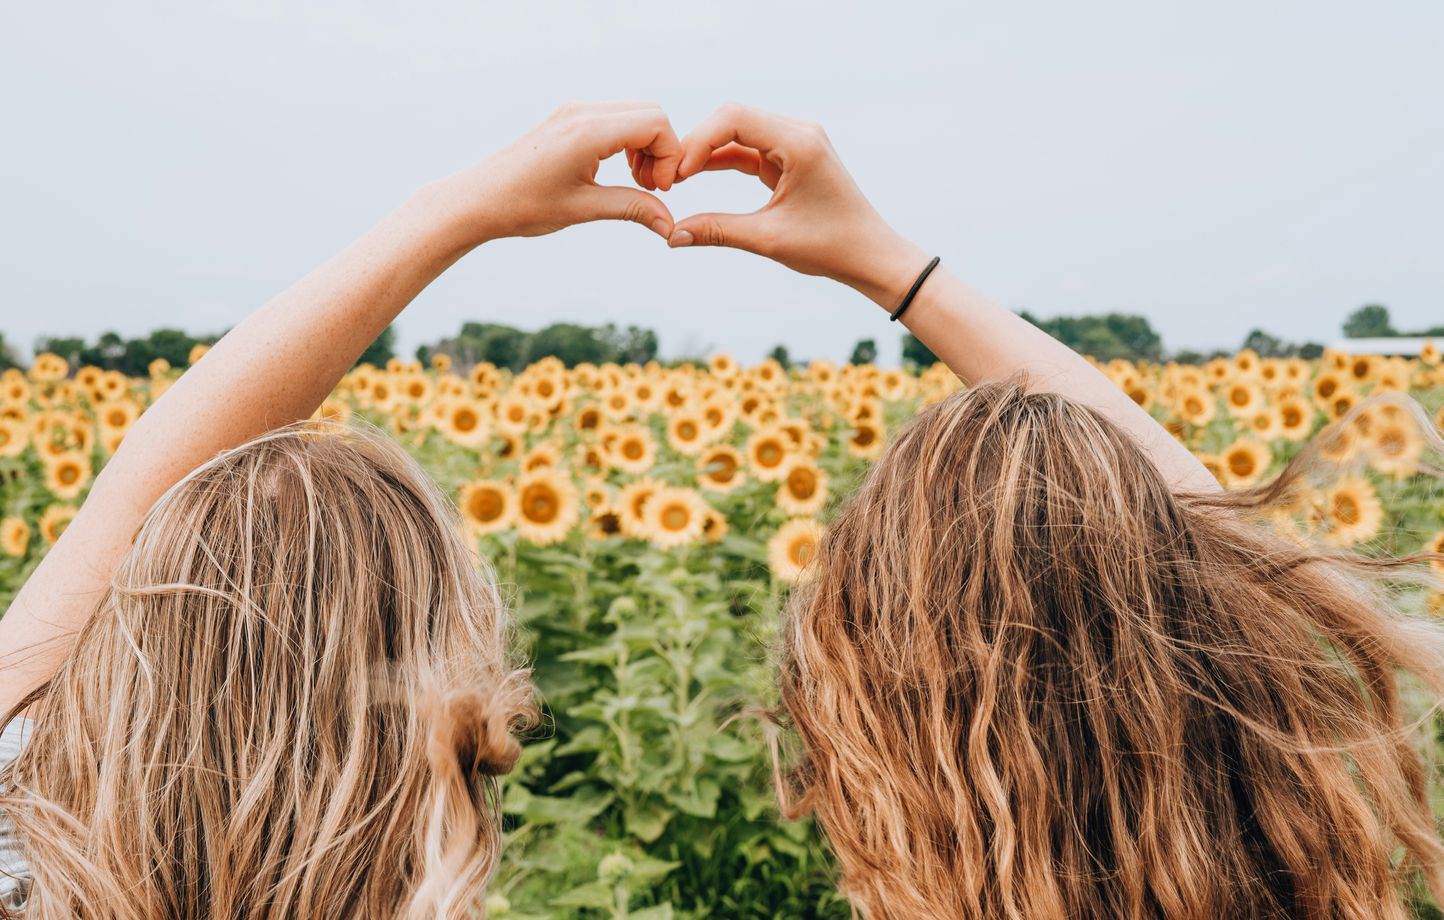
356,324 -> 397,368
1019,312 -> 1163,362
1241,328 -> 1288,358
767,344 -> 791,369
849,338 -> 877,365
526,323 -> 614,367
0,333 -> 16,370
1342,304 -> 1395,339
901,333 -> 938,368
602,324 -> 659,365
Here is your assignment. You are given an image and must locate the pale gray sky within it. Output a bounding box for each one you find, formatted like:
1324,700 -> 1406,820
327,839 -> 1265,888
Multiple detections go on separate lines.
2,1 -> 1440,365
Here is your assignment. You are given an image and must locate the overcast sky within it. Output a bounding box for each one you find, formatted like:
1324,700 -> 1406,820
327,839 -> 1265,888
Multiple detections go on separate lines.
2,1 -> 1440,365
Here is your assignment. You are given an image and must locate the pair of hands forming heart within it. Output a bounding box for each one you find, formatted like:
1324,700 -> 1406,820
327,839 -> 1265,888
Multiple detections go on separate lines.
426,101 -> 933,314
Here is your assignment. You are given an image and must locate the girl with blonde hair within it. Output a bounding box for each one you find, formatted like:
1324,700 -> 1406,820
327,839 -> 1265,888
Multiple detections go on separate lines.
0,101 -> 689,918
663,103 -> 1444,919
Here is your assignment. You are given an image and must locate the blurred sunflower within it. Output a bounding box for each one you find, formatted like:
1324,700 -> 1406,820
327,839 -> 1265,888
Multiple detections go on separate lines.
515,469 -> 579,546
777,459 -> 829,516
1427,531 -> 1444,578
1246,408 -> 1281,441
746,428 -> 793,483
29,353 -> 69,383
39,504 -> 77,545
188,343 -> 210,365
1175,388 -> 1216,427
697,446 -> 746,494
459,479 -> 514,536
609,425 -> 657,475
617,477 -> 664,539
1275,396 -> 1313,442
587,505 -> 624,540
1,517 -> 29,557
666,414 -> 709,456
642,486 -> 709,549
1317,476 -> 1383,547
701,508 -> 729,544
1315,423 -> 1360,465
1220,438 -> 1271,488
768,518 -> 824,584
438,400 -> 490,448
1222,381 -> 1263,418
1366,416 -> 1423,479
522,442 -> 562,473
44,451 -> 91,500
0,418 -> 28,458
847,421 -> 886,461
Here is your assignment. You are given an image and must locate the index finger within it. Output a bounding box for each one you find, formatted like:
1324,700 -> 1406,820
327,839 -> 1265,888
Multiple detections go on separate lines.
676,103 -> 798,181
584,108 -> 684,190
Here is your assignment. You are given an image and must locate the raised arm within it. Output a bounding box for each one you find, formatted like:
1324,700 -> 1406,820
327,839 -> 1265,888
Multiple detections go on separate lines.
0,101 -> 684,716
663,103 -> 1218,495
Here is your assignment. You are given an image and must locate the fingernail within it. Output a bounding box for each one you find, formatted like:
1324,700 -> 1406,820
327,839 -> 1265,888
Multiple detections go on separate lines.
650,218 -> 670,239
669,229 -> 694,248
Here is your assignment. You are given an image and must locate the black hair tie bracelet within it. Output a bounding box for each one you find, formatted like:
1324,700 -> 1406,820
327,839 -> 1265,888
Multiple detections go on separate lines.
889,256 -> 941,322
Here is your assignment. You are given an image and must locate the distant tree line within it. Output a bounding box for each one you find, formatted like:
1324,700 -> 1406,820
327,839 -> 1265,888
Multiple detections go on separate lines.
416,322 -> 658,370
3,304 -> 1437,376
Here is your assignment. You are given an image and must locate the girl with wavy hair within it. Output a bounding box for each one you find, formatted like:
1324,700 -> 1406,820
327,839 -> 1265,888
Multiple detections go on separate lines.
662,103 -> 1444,919
0,101 -> 690,918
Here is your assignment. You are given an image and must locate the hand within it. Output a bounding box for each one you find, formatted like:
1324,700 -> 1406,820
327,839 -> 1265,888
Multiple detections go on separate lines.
667,103 -> 931,310
429,100 -> 683,246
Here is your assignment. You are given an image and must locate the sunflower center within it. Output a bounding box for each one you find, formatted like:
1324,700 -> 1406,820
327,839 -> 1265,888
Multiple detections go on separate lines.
1334,495 -> 1360,525
622,440 -> 645,460
757,442 -> 783,467
469,489 -> 505,522
1228,452 -> 1256,477
661,506 -> 690,531
678,421 -> 697,440
788,537 -> 817,567
787,468 -> 817,498
454,409 -> 478,432
522,486 -> 559,523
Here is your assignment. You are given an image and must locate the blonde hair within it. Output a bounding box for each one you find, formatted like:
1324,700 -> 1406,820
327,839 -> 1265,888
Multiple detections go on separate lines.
0,423 -> 536,919
779,378 -> 1444,919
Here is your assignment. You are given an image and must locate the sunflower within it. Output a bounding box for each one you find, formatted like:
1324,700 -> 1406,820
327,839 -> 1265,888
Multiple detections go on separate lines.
642,486 -> 709,549
1194,452 -> 1226,486
493,394 -> 535,434
1421,340 -> 1440,366
1275,396 -> 1314,442
1247,408 -> 1281,441
1,517 -> 29,557
0,418 -> 28,458
1222,381 -> 1263,418
666,414 -> 709,456
147,357 -> 171,377
29,353 -> 68,383
583,478 -> 611,511
701,508 -> 729,544
701,400 -> 738,439
459,479 -> 514,536
697,446 -> 746,494
617,477 -> 664,538
1175,387 -> 1217,427
777,459 -> 829,516
39,504 -> 77,545
768,518 -> 824,584
188,343 -> 211,365
313,398 -> 353,425
1220,438 -> 1272,488
45,451 -> 92,500
514,469 -> 579,546
746,428 -> 794,483
438,400 -> 490,448
1317,476 -> 1383,547
575,404 -> 603,432
587,505 -> 624,540
1366,417 -> 1423,479
522,442 -> 562,473
847,421 -> 886,461
495,430 -> 522,462
708,353 -> 738,378
609,425 -> 657,475
1315,423 -> 1360,465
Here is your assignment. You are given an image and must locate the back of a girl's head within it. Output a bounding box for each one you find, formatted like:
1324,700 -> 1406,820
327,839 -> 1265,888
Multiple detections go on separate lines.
3,422 -> 535,919
780,377 -> 1444,920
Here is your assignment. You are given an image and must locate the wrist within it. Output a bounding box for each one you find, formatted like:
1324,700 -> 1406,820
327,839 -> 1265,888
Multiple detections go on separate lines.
833,226 -> 931,311
407,174 -> 504,254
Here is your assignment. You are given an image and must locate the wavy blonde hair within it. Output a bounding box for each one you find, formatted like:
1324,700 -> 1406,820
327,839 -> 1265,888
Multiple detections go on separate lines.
0,423 -> 536,919
779,378 -> 1444,920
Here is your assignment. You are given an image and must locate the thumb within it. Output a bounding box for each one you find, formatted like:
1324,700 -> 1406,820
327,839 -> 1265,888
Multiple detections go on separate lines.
668,211 -> 771,256
582,185 -> 674,239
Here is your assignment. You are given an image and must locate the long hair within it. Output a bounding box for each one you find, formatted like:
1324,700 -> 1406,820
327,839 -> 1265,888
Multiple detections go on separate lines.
778,377 -> 1444,919
0,423 -> 536,919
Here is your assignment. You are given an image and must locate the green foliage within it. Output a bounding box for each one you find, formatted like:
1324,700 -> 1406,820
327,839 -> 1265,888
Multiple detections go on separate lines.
1019,311 -> 1163,362
848,338 -> 877,366
423,322 -> 659,371
1343,304 -> 1397,339
767,344 -> 791,369
900,332 -> 937,368
0,333 -> 17,371
36,328 -> 220,376
356,324 -> 397,368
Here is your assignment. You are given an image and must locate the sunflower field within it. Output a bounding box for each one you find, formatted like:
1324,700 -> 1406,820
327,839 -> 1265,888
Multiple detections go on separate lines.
2,343 -> 1444,918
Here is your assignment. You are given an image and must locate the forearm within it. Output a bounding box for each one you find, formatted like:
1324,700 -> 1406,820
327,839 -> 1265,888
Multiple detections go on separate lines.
0,184 -> 475,708
861,237 -> 1218,494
